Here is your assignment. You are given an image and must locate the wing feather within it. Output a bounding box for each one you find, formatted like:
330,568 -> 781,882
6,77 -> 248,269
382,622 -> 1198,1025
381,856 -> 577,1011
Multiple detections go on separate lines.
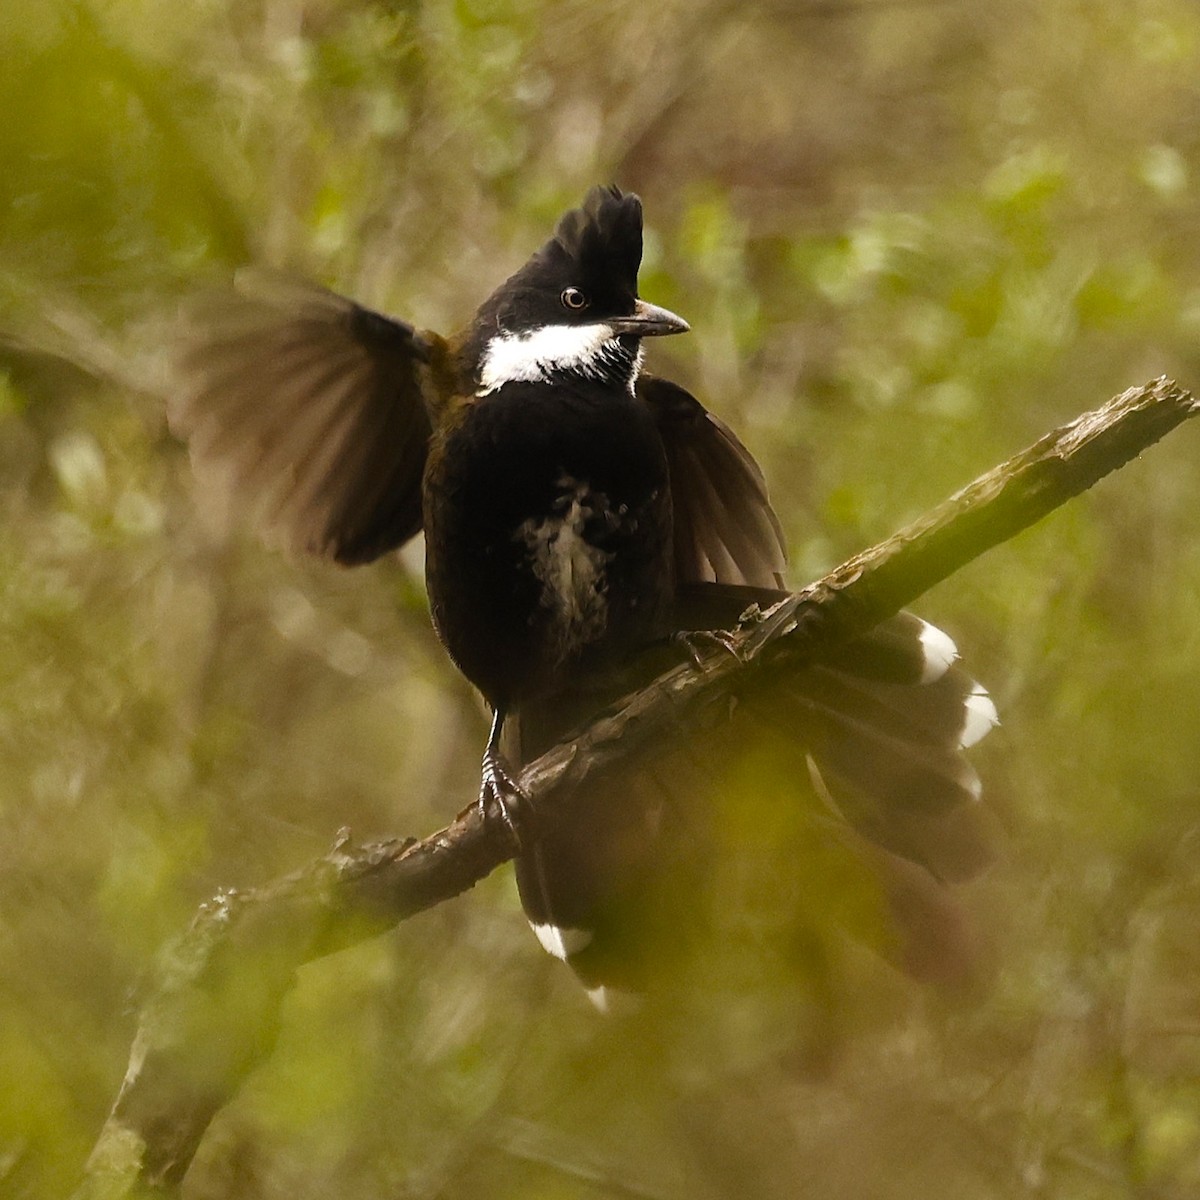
169,269 -> 438,565
637,375 -> 787,589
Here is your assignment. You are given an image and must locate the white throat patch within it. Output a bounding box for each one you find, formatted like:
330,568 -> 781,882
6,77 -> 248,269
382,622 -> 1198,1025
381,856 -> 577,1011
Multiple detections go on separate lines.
477,324 -> 640,395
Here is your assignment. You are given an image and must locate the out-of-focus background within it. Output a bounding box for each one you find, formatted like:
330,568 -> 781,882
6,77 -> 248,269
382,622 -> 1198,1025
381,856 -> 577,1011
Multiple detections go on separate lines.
3,1 -> 1200,1196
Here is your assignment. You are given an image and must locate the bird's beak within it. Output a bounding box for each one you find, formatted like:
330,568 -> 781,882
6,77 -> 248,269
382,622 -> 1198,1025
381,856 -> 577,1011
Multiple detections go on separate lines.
608,299 -> 690,338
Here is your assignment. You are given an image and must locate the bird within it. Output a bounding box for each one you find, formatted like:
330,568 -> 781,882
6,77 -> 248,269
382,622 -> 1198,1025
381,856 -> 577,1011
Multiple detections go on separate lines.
169,185 -> 999,1001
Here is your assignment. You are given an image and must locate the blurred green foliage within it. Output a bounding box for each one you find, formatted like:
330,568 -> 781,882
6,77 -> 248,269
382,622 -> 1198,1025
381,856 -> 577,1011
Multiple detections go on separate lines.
3,0 -> 1200,1196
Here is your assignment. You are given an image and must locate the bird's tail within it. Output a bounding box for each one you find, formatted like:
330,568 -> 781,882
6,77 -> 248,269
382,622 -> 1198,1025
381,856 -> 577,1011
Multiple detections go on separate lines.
513,585 -> 1000,998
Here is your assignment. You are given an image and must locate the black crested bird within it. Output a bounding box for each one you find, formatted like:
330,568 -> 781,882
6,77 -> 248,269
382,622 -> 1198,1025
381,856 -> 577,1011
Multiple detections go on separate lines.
171,186 -> 999,1001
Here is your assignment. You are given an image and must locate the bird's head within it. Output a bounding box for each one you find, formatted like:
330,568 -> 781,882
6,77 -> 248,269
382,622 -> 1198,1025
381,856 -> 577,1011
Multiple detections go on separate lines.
467,186 -> 689,396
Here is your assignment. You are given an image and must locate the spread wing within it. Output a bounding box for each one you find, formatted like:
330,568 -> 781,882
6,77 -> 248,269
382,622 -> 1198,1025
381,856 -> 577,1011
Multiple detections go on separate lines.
169,270 -> 438,566
637,375 -> 787,589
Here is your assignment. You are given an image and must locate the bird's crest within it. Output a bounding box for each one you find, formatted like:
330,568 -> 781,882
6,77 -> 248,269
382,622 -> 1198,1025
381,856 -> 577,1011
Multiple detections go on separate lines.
544,186 -> 644,294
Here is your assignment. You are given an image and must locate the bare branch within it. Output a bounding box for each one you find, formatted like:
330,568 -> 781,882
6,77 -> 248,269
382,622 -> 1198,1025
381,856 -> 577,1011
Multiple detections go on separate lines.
75,378 -> 1199,1197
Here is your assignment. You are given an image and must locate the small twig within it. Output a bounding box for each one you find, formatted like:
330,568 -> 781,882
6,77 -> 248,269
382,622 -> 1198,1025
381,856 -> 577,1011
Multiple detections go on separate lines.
74,378 -> 1199,1197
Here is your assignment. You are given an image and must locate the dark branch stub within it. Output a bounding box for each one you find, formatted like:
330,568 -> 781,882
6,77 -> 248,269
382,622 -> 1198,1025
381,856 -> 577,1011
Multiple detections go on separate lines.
74,378 -> 1199,1197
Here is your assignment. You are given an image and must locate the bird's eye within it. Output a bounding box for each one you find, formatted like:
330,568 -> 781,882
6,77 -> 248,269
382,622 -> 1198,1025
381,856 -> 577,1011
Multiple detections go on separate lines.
560,287 -> 589,311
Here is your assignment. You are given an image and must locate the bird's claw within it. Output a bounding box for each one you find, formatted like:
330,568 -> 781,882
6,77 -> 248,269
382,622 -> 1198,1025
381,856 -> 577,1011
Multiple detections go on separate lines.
477,751 -> 531,850
672,628 -> 744,670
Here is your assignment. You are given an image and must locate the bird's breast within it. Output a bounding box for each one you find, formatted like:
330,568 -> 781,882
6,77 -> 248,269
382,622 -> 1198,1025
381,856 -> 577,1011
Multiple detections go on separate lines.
422,382 -> 673,707
515,474 -> 617,651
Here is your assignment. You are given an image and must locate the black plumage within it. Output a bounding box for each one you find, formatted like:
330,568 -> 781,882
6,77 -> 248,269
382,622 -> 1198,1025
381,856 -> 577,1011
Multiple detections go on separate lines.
169,186 -> 998,996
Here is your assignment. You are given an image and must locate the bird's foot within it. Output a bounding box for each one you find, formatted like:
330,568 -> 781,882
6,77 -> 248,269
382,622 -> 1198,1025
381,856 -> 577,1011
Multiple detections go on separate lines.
672,628 -> 745,670
477,749 -> 531,850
